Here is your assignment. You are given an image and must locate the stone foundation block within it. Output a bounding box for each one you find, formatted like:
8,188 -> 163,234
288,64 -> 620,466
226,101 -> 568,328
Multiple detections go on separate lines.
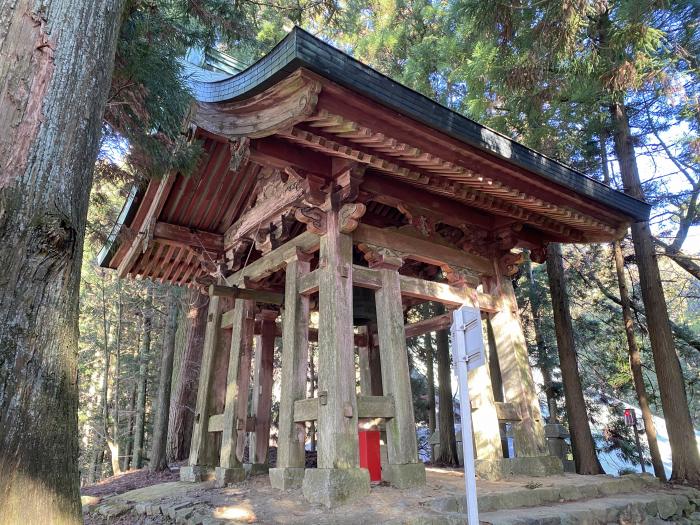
302,467 -> 370,507
244,463 -> 269,476
382,462 -> 426,489
269,467 -> 306,490
474,455 -> 563,480
180,465 -> 213,482
214,466 -> 246,487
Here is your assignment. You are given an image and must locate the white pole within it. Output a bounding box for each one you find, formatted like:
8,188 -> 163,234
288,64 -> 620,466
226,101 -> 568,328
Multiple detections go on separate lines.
451,308 -> 480,525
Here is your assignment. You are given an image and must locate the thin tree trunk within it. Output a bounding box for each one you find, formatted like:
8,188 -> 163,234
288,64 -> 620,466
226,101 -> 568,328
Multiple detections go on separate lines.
133,286 -> 153,469
435,303 -> 459,466
425,333 -> 436,435
611,102 -> 700,483
601,132 -> 666,481
545,243 -> 603,475
167,289 -> 208,461
525,254 -> 559,423
123,373 -> 138,471
109,279 -> 123,476
0,1 -> 125,522
97,272 -> 112,479
150,287 -> 179,471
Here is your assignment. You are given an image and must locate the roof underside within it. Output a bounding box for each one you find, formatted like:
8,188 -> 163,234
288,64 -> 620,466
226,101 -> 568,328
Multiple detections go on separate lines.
100,28 -> 649,287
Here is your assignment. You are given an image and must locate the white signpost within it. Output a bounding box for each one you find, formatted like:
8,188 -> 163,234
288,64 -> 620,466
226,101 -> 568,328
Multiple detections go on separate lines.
451,305 -> 486,525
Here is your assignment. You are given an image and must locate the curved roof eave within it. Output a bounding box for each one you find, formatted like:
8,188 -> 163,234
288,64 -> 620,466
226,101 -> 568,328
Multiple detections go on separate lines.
188,27 -> 650,222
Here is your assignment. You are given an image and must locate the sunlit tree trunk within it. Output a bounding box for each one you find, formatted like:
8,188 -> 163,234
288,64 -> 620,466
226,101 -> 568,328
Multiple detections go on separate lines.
150,287 -> 178,471
525,255 -> 559,423
123,372 -> 138,471
0,0 -> 125,520
600,132 -> 666,481
132,286 -> 153,469
546,244 -> 603,475
611,103 -> 700,483
108,279 -> 123,476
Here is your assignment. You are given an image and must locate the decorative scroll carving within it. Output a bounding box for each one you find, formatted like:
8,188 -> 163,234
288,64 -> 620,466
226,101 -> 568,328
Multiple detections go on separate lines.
254,209 -> 296,254
358,243 -> 404,270
224,170 -> 305,249
339,202 -> 366,234
440,264 -> 481,287
500,251 -> 525,276
226,238 -> 254,271
295,206 -> 327,235
229,137 -> 250,172
529,246 -> 547,264
194,70 -> 322,139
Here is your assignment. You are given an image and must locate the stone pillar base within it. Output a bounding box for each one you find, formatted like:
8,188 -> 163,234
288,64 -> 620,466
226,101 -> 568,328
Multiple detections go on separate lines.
244,463 -> 269,476
179,465 -> 213,482
382,462 -> 426,488
302,468 -> 370,507
475,456 -> 563,480
214,466 -> 246,487
269,467 -> 305,490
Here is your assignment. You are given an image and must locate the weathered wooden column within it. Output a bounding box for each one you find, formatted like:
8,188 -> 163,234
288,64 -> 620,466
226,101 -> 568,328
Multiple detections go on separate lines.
181,294 -> 227,482
489,267 -> 548,457
301,205 -> 370,506
215,297 -> 256,486
371,248 -> 426,488
357,325 -> 372,395
269,250 -> 311,489
444,266 -> 503,463
247,309 -> 277,474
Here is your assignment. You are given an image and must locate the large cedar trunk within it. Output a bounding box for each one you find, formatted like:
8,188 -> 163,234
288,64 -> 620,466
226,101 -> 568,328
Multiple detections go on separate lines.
0,1 -> 125,523
434,308 -> 459,466
132,286 -> 153,469
600,133 -> 666,481
150,287 -> 179,471
167,289 -> 209,461
611,103 -> 700,483
545,244 -> 603,475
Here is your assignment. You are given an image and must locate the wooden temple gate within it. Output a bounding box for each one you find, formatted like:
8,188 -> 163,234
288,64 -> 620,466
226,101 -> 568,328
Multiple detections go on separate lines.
99,28 -> 649,506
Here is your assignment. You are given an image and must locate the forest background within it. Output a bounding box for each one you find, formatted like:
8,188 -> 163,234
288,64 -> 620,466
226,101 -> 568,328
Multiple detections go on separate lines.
66,0 -> 700,487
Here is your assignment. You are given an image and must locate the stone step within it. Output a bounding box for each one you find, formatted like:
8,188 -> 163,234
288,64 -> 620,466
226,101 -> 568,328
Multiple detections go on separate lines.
477,487 -> 700,525
430,474 -> 660,514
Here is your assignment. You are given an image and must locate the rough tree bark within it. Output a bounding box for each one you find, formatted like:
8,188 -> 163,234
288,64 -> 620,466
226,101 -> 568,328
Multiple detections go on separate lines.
545,244 -> 603,475
435,303 -> 459,466
0,1 -> 125,522
123,372 -> 138,471
150,287 -> 179,471
167,289 -> 208,461
601,132 -> 666,481
132,286 -> 153,470
611,102 -> 700,483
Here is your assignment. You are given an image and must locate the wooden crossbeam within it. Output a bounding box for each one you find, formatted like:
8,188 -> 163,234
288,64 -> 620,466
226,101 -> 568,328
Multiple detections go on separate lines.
209,284 -> 284,305
495,402 -> 522,422
353,223 -> 494,276
154,221 -> 223,253
293,396 -> 395,422
404,313 -> 453,338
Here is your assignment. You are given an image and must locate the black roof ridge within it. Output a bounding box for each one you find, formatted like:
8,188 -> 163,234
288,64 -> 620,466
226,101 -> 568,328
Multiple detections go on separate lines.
187,26 -> 649,221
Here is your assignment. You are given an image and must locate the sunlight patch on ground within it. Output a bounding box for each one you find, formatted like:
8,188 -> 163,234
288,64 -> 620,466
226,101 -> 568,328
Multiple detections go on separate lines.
213,502 -> 256,522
